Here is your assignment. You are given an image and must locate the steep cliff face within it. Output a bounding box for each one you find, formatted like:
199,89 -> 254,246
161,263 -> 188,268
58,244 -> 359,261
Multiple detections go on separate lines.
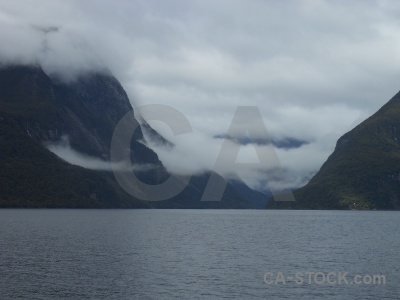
0,65 -> 157,162
0,65 -> 156,207
271,90 -> 400,210
0,117 -> 152,208
0,64 -> 252,208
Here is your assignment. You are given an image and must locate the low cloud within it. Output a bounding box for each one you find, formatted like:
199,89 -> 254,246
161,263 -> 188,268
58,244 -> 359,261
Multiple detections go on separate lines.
2,0 -> 400,191
46,136 -> 154,172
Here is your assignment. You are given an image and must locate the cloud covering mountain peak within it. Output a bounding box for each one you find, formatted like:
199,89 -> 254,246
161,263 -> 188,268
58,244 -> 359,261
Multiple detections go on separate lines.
2,0 -> 400,191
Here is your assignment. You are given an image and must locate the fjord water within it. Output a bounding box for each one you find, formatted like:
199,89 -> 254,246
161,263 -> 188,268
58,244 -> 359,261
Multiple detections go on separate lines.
0,210 -> 398,299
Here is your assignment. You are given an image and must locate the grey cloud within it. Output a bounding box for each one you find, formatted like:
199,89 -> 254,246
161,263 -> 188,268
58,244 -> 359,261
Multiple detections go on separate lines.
2,0 -> 400,191
46,136 -> 154,172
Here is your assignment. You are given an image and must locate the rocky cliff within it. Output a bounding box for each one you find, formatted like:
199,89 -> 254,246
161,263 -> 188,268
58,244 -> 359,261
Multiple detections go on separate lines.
270,90 -> 400,210
0,64 -> 253,208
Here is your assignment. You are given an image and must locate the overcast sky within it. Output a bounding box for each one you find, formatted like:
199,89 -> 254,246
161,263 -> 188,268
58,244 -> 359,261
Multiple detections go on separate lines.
1,0 -> 400,191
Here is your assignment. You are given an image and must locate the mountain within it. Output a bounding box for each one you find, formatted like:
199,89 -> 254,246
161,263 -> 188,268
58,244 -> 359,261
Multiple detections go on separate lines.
229,179 -> 272,209
270,90 -> 400,210
140,114 -> 272,208
0,64 -> 252,208
213,134 -> 307,149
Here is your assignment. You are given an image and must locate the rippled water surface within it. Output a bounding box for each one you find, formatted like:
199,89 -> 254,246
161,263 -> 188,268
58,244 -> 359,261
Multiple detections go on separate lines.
0,209 -> 399,299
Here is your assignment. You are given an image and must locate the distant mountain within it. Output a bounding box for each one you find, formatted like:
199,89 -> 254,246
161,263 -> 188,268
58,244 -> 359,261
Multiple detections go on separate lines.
0,64 -> 252,208
229,179 -> 272,209
270,90 -> 400,210
213,134 -> 307,149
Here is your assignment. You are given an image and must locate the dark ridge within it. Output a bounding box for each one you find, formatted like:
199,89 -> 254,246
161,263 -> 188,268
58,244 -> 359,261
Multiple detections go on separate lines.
269,90 -> 400,210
